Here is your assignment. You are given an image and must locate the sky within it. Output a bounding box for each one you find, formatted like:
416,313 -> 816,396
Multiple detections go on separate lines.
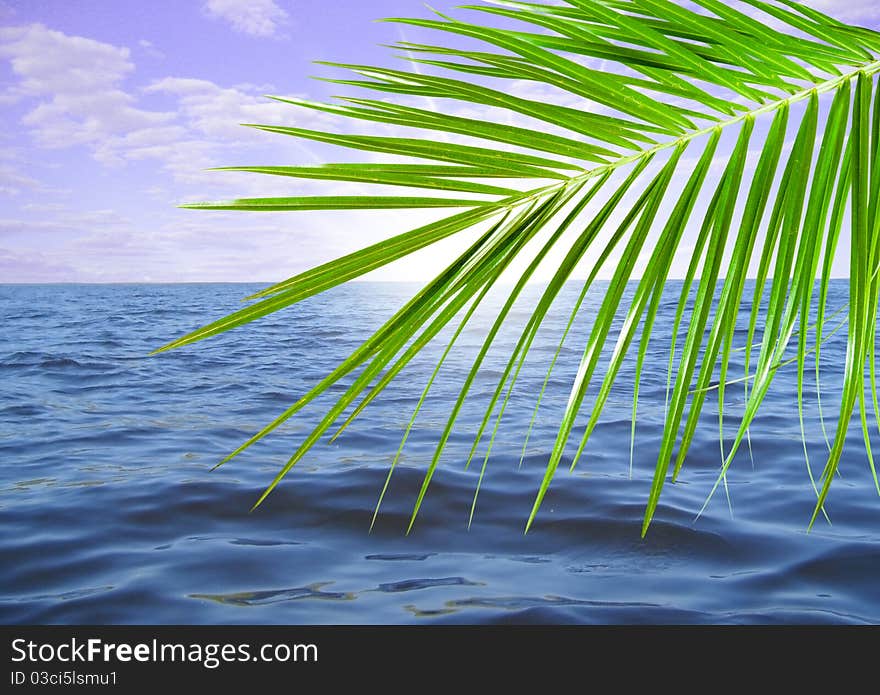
1,0 -> 880,284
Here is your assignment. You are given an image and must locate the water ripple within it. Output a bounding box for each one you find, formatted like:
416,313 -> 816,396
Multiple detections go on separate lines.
1,282 -> 879,624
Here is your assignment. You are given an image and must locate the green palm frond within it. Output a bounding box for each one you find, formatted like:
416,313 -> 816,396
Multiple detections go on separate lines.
155,0 -> 880,536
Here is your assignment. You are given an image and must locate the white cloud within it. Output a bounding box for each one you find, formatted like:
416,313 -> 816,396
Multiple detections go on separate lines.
137,38 -> 164,60
66,209 -> 130,227
0,24 -> 333,188
0,24 -> 174,150
1,23 -> 130,93
0,165 -> 41,196
0,23 -> 585,195
0,248 -> 77,281
0,208 -> 127,236
138,77 -> 335,185
0,218 -> 70,235
0,23 -> 430,282
203,0 -> 289,38
145,77 -> 295,139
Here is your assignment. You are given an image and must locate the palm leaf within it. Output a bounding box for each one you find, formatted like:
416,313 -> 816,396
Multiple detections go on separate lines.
156,0 -> 880,537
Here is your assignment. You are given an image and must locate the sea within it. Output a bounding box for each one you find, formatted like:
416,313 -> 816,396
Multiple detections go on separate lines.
1,281 -> 879,624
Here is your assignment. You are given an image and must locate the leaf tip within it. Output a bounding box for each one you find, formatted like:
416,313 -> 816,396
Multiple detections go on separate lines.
148,339 -> 179,356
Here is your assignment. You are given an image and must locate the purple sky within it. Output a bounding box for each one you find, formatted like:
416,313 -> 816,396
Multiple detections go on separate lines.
2,0 -> 879,283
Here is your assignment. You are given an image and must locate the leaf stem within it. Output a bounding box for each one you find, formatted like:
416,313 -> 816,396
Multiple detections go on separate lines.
570,60 -> 880,184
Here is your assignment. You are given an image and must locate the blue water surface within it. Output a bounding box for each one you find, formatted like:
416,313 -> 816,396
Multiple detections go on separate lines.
1,281 -> 879,624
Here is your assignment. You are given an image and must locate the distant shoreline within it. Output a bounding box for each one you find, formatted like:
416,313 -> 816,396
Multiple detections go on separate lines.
0,278 -> 855,287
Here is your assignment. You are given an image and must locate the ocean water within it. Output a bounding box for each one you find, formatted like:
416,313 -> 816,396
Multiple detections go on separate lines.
1,281 -> 879,625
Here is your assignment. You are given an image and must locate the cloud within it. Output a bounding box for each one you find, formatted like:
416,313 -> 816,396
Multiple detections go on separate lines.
145,77 -> 296,140
0,248 -> 77,282
137,39 -> 164,60
0,24 -> 174,150
137,77 -> 335,186
203,0 -> 289,38
0,218 -> 71,235
0,165 -> 41,196
18,7 -> 865,286
0,20 -> 427,282
0,207 -> 128,236
0,24 -> 333,190
0,23 -> 586,194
